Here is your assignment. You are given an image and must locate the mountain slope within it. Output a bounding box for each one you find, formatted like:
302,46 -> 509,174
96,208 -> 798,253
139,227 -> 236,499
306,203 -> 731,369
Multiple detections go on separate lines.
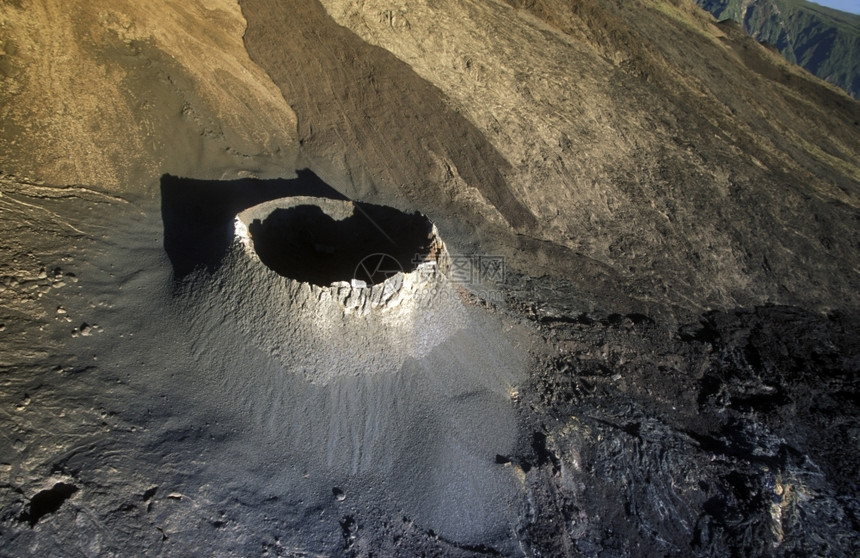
257,0 -> 860,316
0,0 -> 300,192
696,0 -> 860,97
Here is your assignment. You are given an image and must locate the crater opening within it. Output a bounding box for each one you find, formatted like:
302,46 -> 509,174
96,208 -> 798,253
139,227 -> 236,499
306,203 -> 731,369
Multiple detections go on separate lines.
246,200 -> 437,286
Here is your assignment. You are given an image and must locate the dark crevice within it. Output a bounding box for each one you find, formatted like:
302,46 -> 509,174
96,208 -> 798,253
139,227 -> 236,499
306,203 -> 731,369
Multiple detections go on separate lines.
19,483 -> 78,527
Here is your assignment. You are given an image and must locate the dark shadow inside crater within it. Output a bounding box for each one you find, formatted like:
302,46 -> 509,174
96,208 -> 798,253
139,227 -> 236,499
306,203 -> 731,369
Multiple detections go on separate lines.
161,170 -> 346,279
249,203 -> 434,286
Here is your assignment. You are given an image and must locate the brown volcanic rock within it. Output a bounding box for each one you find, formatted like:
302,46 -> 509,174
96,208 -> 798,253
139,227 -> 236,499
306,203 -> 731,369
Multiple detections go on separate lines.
2,0 -> 857,313
240,0 -> 537,233
0,0 -> 300,191
242,0 -> 860,316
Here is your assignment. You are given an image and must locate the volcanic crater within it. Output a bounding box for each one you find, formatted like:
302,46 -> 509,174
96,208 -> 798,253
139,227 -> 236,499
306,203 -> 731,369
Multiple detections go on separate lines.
242,198 -> 438,287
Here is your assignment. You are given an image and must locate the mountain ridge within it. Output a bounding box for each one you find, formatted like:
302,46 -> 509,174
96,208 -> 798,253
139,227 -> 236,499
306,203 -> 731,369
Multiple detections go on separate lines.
696,0 -> 860,97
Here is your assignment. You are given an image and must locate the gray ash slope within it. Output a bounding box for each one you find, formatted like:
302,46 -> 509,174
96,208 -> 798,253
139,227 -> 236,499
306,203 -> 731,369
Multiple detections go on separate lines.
0,176 -> 531,555
1,0 -> 859,556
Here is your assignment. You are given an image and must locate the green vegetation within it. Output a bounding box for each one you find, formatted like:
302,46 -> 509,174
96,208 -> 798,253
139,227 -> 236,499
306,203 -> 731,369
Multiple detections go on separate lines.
696,0 -> 859,98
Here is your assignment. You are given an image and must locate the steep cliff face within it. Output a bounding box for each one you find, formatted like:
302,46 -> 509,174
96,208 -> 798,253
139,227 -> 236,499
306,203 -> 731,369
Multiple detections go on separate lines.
696,0 -> 860,98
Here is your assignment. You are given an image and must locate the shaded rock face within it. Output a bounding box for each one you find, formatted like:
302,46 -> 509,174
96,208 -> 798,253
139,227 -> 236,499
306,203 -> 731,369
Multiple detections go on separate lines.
240,0 -> 537,233
160,171 -> 346,279
19,483 -> 78,528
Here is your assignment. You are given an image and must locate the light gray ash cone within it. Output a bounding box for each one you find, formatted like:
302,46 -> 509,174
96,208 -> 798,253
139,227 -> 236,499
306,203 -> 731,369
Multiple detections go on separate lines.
184,196 -> 469,384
